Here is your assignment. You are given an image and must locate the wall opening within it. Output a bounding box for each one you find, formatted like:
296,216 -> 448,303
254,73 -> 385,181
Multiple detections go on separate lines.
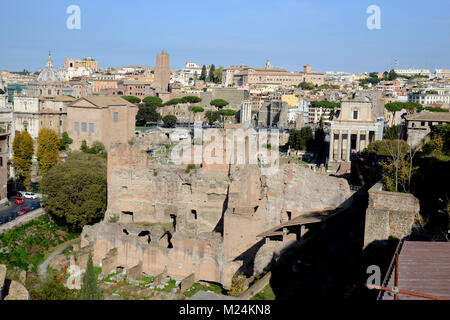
159,231 -> 173,248
123,229 -> 129,235
287,211 -> 292,221
138,230 -> 151,244
170,214 -> 177,231
121,211 -> 134,222
191,209 -> 197,220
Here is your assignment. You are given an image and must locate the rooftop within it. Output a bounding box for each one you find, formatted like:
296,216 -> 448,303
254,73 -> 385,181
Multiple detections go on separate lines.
69,95 -> 137,108
405,112 -> 450,122
381,241 -> 450,300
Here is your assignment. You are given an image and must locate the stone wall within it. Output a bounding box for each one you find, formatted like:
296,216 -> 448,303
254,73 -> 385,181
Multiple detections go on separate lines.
78,134 -> 353,288
0,208 -> 45,235
364,182 -> 420,247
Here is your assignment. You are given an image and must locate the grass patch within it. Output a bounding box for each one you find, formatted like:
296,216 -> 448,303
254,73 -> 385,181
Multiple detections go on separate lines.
250,284 -> 275,300
0,214 -> 80,273
183,282 -> 224,298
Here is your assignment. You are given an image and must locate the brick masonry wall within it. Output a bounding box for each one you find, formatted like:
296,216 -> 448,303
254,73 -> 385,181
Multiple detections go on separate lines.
364,183 -> 420,247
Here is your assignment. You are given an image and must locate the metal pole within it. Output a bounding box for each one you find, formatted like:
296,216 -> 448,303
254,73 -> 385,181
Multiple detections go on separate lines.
366,284 -> 449,301
394,253 -> 399,300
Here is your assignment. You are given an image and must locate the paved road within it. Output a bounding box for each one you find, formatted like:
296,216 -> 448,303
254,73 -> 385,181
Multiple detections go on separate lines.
0,196 -> 41,225
38,237 -> 80,281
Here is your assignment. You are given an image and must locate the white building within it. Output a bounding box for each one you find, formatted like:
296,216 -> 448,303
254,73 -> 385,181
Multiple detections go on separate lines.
408,87 -> 450,106
172,62 -> 208,86
394,69 -> 431,77
12,95 -> 40,139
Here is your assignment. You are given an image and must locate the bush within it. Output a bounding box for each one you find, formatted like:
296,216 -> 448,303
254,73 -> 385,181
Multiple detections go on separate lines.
162,115 -> 177,128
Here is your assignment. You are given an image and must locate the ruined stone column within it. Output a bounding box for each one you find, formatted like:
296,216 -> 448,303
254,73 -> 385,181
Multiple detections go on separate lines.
365,130 -> 370,149
329,129 -> 334,161
338,130 -> 342,161
356,130 -> 361,152
346,129 -> 351,162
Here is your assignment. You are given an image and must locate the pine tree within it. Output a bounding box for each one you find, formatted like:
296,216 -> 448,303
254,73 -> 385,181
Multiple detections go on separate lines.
12,130 -> 34,188
80,254 -> 102,300
208,64 -> 216,82
37,128 -> 60,176
200,65 -> 207,81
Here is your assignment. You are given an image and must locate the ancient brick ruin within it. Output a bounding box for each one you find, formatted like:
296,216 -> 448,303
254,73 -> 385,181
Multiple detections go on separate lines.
78,129 -> 353,288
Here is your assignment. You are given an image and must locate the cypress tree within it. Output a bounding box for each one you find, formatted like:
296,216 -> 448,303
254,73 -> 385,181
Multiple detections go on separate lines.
208,64 -> 215,82
200,65 -> 207,81
80,254 -> 102,300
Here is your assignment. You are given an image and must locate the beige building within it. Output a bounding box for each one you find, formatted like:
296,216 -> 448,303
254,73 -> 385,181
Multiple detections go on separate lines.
405,112 -> 450,147
0,132 -> 9,203
67,96 -> 138,150
329,98 -> 384,162
39,96 -> 75,137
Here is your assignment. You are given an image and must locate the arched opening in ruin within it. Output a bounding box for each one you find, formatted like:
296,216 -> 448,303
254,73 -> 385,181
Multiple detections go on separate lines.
121,211 -> 134,222
191,209 -> 197,220
123,229 -> 129,235
170,214 -> 177,231
138,230 -> 151,244
159,231 -> 173,248
287,211 -> 292,221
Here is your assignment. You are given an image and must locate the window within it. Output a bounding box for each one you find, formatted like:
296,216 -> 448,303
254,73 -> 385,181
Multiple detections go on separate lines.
353,110 -> 359,120
49,120 -> 53,127
89,123 -> 94,132
0,157 -> 2,167
74,122 -> 79,132
114,112 -> 119,122
81,122 -> 87,132
59,120 -> 62,126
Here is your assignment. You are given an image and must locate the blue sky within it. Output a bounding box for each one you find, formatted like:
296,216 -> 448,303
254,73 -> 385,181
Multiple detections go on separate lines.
1,0 -> 449,73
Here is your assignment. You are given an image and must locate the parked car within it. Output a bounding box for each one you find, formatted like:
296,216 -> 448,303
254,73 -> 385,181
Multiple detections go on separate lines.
14,197 -> 24,205
23,192 -> 38,199
17,206 -> 31,215
29,201 -> 41,210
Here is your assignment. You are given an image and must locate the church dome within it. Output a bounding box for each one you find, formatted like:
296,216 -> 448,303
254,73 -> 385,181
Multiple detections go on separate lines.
37,53 -> 62,82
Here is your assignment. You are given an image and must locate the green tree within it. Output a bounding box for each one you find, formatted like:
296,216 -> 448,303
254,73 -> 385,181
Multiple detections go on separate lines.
366,139 -> 409,156
162,115 -> 177,128
80,254 -> 103,300
207,64 -> 216,82
37,128 -> 61,176
0,89 -> 5,95
299,82 -> 316,90
60,131 -> 73,151
205,111 -> 221,125
142,96 -> 163,108
31,276 -> 79,300
218,109 -> 236,125
214,66 -> 223,84
40,152 -> 107,231
189,106 -> 204,122
388,69 -> 398,81
136,104 -> 162,123
210,99 -> 229,110
200,65 -> 207,81
121,96 -> 141,104
80,140 -> 89,153
12,130 -> 34,188
87,141 -> 107,157
288,127 -> 314,151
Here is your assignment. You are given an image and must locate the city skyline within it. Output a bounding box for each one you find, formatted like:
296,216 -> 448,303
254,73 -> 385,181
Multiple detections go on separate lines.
1,0 -> 449,73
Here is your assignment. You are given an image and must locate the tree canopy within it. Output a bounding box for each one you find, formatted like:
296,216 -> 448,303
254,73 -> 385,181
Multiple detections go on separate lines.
121,96 -> 141,104
142,96 -> 163,107
288,127 -> 314,151
162,115 -> 177,128
365,139 -> 409,156
189,106 -> 204,113
200,65 -> 207,81
218,109 -> 236,116
60,131 -> 73,151
310,101 -> 341,109
207,64 -> 216,82
80,254 -> 103,300
40,152 -> 107,232
181,95 -> 202,104
210,99 -> 229,110
136,104 -> 161,123
205,111 -> 221,125
13,130 -> 34,188
37,128 -> 60,176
